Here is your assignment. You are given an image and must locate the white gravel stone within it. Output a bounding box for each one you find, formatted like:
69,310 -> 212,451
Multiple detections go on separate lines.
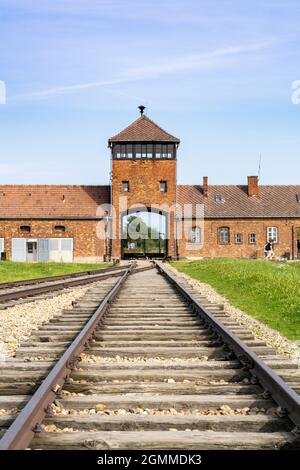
0,285 -> 92,358
167,264 -> 300,365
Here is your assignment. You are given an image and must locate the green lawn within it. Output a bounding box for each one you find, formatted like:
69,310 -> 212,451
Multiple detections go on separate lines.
171,259 -> 300,341
0,261 -> 111,283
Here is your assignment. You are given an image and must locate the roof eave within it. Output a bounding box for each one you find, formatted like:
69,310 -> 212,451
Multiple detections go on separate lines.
108,138 -> 180,144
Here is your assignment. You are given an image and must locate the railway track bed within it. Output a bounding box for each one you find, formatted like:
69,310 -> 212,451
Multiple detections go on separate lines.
0,262 -> 299,450
0,264 -> 129,308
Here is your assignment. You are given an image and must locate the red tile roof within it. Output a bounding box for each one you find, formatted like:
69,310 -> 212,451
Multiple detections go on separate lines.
177,185 -> 300,218
0,184 -> 299,219
0,185 -> 110,219
109,115 -> 180,143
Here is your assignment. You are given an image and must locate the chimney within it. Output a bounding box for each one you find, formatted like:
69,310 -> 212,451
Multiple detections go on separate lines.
247,176 -> 259,197
203,176 -> 208,197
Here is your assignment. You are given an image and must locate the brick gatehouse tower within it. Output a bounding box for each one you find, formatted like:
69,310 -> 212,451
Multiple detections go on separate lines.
108,106 -> 180,259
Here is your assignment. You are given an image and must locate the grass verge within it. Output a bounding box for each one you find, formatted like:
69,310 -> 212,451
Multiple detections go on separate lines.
0,261 -> 111,283
171,259 -> 300,341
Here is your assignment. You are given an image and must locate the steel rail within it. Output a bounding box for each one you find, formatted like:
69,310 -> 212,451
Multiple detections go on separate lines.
0,264 -> 130,290
155,261 -> 300,430
0,267 -> 131,304
0,265 -> 134,450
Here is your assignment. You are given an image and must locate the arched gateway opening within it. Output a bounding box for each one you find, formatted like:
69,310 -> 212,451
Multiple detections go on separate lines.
121,209 -> 168,259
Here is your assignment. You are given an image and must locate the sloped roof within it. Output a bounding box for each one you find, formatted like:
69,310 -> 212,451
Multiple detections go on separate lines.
0,185 -> 110,219
0,184 -> 299,220
109,115 -> 180,143
177,185 -> 300,218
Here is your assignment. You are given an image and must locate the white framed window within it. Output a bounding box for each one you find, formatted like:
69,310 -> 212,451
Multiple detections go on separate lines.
0,238 -> 4,254
219,227 -> 230,244
235,233 -> 243,244
191,227 -> 201,244
267,227 -> 278,243
249,233 -> 256,244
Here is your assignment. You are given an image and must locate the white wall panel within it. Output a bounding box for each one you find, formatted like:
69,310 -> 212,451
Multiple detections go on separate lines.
11,238 -> 26,262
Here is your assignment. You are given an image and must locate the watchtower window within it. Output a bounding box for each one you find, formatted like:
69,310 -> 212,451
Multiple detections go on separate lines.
127,144 -> 133,158
146,144 -> 153,158
135,144 -> 152,158
113,143 -> 175,159
114,144 -> 133,159
141,144 -> 147,158
136,144 -> 142,159
156,144 -> 174,159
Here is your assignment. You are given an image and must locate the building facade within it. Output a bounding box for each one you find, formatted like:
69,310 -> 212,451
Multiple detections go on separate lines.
0,109 -> 300,262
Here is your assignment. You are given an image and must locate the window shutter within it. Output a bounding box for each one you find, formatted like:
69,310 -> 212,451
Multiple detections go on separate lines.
11,238 -> 26,262
38,239 -> 49,262
61,238 -> 73,251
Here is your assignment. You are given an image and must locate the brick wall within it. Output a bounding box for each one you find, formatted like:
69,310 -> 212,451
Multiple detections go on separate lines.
0,219 -> 106,261
177,218 -> 300,259
111,159 -> 177,258
1,211 -> 299,262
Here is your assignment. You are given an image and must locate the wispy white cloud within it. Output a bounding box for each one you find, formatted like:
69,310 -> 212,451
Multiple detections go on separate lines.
123,42 -> 275,78
10,41 -> 275,101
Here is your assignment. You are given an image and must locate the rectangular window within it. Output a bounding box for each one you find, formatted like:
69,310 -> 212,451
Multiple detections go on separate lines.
162,144 -> 168,158
249,233 -> 256,244
146,144 -> 153,158
135,144 -> 141,158
122,181 -> 129,192
167,144 -> 174,158
141,144 -> 147,158
114,144 -> 121,159
120,144 -> 126,158
155,144 -> 161,159
191,227 -> 201,243
267,227 -> 278,243
219,227 -> 230,244
127,144 -> 133,159
159,181 -> 167,193
235,233 -> 243,244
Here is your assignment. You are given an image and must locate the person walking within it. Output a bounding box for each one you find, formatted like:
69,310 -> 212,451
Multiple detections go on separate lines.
264,240 -> 274,259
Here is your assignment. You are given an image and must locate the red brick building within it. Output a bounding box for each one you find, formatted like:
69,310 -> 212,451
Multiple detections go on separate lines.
0,108 -> 300,262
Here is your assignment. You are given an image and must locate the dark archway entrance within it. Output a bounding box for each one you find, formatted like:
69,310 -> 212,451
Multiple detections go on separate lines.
121,210 -> 167,259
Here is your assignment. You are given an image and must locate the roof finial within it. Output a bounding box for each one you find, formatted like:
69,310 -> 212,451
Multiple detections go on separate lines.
138,105 -> 146,116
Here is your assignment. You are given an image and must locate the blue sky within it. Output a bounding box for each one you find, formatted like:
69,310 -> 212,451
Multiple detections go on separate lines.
0,0 -> 299,185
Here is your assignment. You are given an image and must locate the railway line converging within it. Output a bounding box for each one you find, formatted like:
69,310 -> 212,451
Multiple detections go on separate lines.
0,261 -> 299,450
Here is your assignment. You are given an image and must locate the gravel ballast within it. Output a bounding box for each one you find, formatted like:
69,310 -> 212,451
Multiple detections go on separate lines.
0,286 -> 92,358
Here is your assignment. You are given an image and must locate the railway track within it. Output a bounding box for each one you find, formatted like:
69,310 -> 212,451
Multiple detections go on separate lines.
0,264 -> 130,307
0,261 -> 300,450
